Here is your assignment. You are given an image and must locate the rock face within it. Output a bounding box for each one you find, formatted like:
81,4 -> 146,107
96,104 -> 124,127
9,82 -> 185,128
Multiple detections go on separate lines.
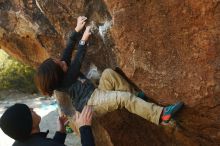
0,0 -> 220,145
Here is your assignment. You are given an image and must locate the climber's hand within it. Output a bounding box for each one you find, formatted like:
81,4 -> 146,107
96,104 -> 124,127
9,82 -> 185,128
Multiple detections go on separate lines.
57,115 -> 68,133
75,106 -> 93,128
81,26 -> 92,42
75,16 -> 87,32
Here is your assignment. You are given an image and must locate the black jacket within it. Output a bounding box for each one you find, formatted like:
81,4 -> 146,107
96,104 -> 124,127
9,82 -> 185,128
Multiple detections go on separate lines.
12,126 -> 95,146
59,31 -> 95,112
13,131 -> 66,146
79,126 -> 95,146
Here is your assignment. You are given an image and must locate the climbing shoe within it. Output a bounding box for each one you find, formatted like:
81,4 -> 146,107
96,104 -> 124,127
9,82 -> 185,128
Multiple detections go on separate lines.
161,101 -> 184,124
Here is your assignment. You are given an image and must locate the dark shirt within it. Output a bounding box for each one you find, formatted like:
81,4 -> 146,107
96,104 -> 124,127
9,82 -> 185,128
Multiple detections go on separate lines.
13,126 -> 95,146
59,31 -> 95,112
80,126 -> 95,146
13,131 -> 66,146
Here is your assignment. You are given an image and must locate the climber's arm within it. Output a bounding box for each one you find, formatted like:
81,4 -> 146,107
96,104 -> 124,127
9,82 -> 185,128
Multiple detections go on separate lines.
62,26 -> 91,88
60,31 -> 80,66
61,16 -> 87,66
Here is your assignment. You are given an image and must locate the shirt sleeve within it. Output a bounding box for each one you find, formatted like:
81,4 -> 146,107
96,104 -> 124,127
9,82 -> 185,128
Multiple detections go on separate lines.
79,126 -> 95,146
61,31 -> 81,66
61,44 -> 87,88
53,131 -> 67,144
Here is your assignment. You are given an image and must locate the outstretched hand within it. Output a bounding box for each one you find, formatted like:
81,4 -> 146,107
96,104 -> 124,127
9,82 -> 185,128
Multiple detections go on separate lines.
75,16 -> 87,32
75,106 -> 93,128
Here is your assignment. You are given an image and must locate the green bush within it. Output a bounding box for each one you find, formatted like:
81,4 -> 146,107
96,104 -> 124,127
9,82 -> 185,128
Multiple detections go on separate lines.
0,49 -> 37,93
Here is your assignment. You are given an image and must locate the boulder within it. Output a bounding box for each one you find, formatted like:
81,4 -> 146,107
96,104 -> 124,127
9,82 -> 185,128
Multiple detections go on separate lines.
0,0 -> 220,145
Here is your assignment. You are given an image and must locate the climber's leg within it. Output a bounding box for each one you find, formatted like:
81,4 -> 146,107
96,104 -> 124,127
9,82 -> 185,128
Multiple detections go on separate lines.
98,68 -> 135,92
87,89 -> 163,125
98,68 -> 148,100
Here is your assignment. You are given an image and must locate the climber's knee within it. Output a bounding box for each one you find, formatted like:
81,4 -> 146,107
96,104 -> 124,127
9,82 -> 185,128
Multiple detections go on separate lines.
102,68 -> 114,76
99,69 -> 115,82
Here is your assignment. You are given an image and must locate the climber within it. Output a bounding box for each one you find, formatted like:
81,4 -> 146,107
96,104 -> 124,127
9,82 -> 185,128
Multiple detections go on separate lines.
35,16 -> 184,127
0,104 -> 95,146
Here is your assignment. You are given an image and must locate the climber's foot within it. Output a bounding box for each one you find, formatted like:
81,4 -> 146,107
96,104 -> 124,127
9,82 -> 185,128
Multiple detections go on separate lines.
160,118 -> 176,126
161,101 -> 184,124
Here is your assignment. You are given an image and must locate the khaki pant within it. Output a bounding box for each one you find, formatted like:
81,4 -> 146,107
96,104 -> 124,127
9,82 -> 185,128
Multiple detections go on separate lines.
87,68 -> 163,125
